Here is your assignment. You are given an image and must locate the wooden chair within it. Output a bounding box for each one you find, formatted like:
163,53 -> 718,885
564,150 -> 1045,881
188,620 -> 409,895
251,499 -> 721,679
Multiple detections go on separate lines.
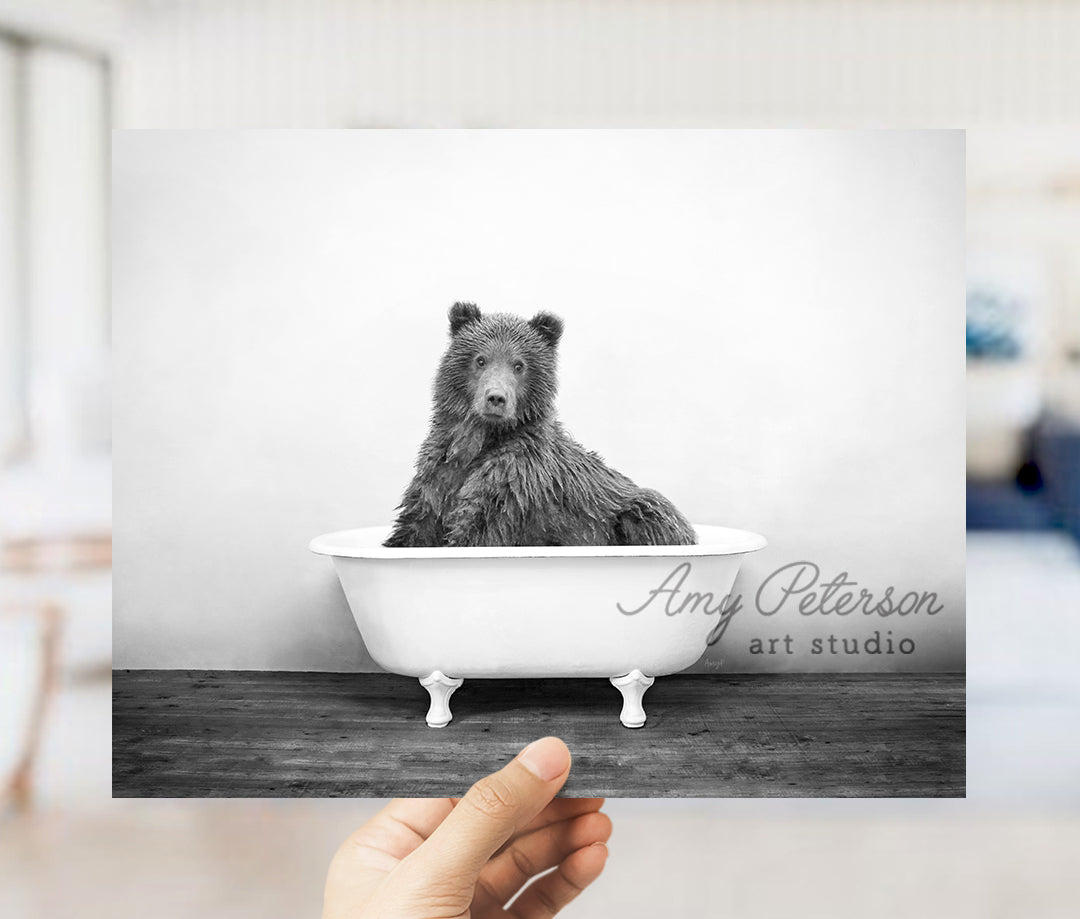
1,534 -> 111,811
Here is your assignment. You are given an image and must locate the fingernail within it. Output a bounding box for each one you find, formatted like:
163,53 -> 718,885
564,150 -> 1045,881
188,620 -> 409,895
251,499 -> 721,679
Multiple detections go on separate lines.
516,737 -> 569,781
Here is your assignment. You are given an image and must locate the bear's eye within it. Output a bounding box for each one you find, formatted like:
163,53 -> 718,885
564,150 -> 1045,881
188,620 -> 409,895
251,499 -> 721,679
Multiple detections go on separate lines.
475,355 -> 486,368
513,360 -> 525,374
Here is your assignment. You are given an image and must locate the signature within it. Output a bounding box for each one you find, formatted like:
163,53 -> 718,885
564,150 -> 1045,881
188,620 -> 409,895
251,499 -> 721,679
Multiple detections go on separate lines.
616,559 -> 945,647
616,562 -> 741,646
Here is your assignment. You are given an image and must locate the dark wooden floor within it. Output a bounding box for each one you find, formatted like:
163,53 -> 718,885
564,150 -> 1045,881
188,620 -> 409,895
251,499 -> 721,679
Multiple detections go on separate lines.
112,671 -> 965,798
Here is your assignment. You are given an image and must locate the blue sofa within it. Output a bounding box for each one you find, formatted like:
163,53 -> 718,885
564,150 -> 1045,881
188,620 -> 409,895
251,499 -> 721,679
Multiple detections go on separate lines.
967,413 -> 1080,539
1034,413 -> 1080,540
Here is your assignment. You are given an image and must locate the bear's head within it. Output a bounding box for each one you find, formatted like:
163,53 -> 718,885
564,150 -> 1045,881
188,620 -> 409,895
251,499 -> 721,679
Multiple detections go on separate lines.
433,302 -> 563,427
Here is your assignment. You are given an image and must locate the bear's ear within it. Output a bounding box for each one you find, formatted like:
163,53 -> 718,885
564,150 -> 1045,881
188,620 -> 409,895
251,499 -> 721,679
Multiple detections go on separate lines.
449,302 -> 482,335
528,311 -> 564,348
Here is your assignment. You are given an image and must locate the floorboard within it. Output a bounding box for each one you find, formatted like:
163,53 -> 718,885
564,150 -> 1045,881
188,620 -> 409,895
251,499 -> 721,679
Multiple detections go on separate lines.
112,671 -> 965,798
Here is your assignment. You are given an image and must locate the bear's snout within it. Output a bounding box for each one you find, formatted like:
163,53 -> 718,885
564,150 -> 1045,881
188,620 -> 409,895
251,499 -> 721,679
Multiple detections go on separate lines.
474,370 -> 517,421
479,385 -> 515,419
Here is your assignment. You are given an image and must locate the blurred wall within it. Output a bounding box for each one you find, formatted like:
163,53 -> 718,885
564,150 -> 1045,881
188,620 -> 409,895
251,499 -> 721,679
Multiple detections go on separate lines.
113,129 -> 965,673
968,128 -> 1080,421
113,0 -> 1080,129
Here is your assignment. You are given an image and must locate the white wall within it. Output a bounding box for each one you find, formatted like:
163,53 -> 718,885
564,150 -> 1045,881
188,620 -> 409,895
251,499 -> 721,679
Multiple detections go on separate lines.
114,0 -> 1080,129
113,130 -> 965,672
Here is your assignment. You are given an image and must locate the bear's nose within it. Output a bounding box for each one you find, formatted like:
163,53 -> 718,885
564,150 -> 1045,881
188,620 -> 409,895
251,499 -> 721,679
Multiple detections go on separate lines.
486,392 -> 507,409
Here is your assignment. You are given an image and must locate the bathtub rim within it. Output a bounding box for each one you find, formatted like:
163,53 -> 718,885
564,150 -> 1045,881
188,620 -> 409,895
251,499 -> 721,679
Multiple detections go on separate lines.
309,524 -> 767,559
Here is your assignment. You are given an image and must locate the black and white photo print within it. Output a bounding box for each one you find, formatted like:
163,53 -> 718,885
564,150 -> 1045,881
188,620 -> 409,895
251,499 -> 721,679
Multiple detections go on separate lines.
112,130 -> 965,797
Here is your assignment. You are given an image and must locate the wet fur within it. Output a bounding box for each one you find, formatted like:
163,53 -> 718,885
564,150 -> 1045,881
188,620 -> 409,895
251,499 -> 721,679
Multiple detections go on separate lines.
384,303 -> 696,548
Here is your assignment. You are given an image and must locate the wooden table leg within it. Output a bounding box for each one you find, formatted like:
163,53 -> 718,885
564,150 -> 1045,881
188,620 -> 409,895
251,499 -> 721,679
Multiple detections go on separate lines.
5,602 -> 63,812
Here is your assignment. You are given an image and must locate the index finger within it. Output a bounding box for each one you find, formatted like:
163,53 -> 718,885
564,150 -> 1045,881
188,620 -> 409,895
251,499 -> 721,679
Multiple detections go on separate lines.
494,798 -> 606,857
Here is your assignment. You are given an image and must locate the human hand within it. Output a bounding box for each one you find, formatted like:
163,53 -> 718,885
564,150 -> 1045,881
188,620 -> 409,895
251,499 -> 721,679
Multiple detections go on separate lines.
323,737 -> 611,918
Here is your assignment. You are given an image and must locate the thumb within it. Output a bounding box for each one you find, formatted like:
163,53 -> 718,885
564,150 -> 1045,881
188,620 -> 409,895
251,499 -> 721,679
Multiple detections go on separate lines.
401,737 -> 572,882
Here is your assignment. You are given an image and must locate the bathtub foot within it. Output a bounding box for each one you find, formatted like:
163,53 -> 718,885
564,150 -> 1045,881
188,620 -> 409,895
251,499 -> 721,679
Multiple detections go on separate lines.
610,670 -> 655,728
420,671 -> 464,727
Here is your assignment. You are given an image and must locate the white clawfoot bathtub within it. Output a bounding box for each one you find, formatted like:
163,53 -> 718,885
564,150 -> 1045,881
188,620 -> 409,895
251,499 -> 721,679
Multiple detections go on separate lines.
310,525 -> 766,728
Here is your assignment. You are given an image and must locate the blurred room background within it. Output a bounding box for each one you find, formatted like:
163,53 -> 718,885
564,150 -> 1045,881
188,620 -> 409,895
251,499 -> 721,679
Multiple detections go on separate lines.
2,1 -> 1079,918
965,129 -> 1080,805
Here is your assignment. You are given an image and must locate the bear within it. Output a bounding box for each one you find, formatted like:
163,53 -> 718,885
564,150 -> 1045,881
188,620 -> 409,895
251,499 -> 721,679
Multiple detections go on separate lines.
383,302 -> 696,548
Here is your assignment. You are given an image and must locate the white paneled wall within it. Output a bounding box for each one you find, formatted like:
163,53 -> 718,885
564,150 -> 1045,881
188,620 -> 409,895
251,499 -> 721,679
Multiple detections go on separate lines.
115,0 -> 1080,129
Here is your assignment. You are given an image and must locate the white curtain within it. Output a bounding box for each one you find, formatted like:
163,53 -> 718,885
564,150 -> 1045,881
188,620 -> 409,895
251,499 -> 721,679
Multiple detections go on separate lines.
0,36 -> 109,465
0,37 -> 21,460
23,45 -> 109,461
